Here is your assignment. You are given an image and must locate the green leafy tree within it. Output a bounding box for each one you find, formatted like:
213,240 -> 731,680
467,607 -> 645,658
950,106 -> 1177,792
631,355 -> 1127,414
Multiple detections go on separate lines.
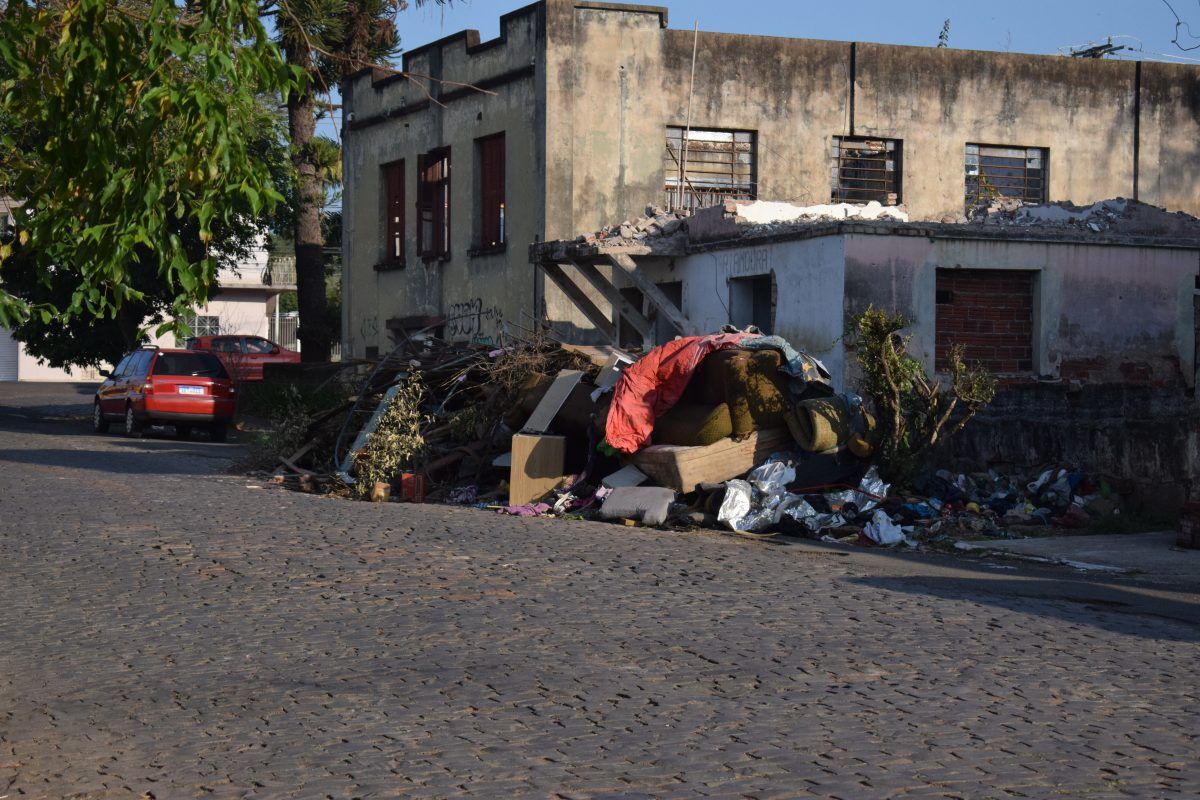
0,0 -> 299,337
1,101 -> 292,369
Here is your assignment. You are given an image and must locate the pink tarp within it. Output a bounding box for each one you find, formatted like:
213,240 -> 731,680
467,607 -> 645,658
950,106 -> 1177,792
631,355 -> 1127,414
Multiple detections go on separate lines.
604,333 -> 751,453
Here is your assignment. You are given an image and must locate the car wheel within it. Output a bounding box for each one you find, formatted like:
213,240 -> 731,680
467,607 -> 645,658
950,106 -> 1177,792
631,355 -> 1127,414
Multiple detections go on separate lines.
124,404 -> 143,438
92,401 -> 110,433
209,422 -> 228,443
175,425 -> 192,440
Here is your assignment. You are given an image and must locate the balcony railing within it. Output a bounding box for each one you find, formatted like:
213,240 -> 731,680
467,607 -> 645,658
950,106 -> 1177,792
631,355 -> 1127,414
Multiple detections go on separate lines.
262,254 -> 297,287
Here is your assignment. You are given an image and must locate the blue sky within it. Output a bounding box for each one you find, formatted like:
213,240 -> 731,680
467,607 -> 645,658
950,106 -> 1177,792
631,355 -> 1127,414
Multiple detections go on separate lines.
393,0 -> 1200,60
320,1 -> 1200,206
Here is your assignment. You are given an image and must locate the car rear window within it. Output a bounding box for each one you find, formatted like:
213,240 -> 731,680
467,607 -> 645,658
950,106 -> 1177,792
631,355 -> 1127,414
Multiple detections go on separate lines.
153,352 -> 229,378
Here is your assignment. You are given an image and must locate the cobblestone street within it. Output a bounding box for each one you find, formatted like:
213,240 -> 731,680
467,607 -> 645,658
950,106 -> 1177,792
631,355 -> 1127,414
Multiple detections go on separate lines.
1,384 -> 1198,799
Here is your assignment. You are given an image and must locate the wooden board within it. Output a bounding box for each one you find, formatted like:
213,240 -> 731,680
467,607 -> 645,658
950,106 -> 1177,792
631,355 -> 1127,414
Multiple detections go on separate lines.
521,370 -> 584,433
509,433 -> 566,506
629,428 -> 792,492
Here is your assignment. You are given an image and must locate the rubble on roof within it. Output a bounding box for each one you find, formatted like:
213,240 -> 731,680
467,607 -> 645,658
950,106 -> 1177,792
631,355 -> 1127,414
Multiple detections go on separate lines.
733,199 -> 910,225
961,196 -> 1200,237
556,194 -> 1200,256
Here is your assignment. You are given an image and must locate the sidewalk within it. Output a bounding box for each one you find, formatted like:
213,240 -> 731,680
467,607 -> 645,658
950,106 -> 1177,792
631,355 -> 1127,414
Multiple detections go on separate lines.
966,531 -> 1199,588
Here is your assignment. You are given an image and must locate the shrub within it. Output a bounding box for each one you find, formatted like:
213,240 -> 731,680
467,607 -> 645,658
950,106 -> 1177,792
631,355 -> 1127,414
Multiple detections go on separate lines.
353,372 -> 429,498
849,307 -> 996,485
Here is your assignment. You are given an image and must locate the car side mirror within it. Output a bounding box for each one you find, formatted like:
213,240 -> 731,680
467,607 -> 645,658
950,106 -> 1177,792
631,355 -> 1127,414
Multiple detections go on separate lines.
271,346 -> 280,355
100,370 -> 114,379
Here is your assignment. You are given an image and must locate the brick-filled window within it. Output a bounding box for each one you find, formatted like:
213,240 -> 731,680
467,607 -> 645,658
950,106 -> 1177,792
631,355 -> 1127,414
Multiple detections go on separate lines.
936,269 -> 1035,374
417,147 -> 451,259
965,144 -> 1047,209
382,160 -> 404,264
476,133 -> 506,249
664,127 -> 756,213
831,136 -> 902,205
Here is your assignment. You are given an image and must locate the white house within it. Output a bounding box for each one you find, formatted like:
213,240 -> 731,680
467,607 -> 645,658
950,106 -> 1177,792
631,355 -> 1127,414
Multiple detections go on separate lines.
0,237 -> 295,382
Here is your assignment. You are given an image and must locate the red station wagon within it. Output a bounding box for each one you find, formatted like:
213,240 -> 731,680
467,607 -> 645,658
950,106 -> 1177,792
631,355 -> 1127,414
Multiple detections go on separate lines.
185,334 -> 301,381
93,348 -> 236,441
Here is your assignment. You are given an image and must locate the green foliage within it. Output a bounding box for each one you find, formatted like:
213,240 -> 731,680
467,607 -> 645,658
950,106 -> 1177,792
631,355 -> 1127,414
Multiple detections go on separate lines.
353,372 -> 428,498
0,0 -> 301,330
849,307 -> 996,485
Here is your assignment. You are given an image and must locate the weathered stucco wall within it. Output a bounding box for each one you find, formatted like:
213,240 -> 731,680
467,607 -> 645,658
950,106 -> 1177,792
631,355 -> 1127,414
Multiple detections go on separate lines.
343,0 -> 1200,353
629,237 -> 847,382
843,234 -> 1199,388
1138,60 -> 1200,215
341,4 -> 545,356
854,46 -> 1136,221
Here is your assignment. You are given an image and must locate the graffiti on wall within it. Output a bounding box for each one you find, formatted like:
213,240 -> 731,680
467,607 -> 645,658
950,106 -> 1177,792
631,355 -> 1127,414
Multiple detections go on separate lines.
359,315 -> 379,343
447,298 -> 505,343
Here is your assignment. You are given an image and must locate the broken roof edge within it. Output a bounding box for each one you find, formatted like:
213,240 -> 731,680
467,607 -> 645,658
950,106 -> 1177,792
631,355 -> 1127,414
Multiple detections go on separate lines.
530,220 -> 1200,265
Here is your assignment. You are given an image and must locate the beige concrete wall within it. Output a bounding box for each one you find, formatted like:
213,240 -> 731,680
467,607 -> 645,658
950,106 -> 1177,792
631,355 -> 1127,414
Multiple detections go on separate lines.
844,234 -> 1198,387
342,0 -> 1200,349
854,45 -> 1138,221
1138,61 -> 1200,214
341,4 -> 545,357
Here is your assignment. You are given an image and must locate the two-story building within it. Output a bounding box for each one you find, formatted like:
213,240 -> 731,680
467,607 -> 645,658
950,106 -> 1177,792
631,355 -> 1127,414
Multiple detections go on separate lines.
340,0 -> 1200,357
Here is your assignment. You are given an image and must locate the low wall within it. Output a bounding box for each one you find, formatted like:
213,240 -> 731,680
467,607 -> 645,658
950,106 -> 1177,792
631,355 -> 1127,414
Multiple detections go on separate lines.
939,383 -> 1199,519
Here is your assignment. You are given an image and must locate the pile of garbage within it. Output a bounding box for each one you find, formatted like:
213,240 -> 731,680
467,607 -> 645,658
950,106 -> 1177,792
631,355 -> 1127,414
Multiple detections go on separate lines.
273,323 -> 1124,551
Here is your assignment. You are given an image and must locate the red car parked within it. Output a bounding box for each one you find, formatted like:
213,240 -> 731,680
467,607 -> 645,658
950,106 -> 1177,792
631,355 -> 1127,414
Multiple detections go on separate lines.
185,334 -> 300,381
93,348 -> 236,441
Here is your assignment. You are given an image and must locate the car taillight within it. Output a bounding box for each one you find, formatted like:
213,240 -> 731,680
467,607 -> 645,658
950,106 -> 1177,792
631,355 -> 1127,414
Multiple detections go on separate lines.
143,379 -> 155,396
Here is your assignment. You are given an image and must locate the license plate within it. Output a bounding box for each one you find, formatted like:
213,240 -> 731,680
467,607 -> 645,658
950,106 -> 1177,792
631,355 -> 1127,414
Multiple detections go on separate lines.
178,385 -> 204,396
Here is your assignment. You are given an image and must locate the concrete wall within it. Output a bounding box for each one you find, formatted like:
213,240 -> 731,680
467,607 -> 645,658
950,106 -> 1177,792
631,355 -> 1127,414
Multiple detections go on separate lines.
341,4 -> 545,357
342,0 -> 1200,349
843,234 -> 1199,388
627,237 -> 846,384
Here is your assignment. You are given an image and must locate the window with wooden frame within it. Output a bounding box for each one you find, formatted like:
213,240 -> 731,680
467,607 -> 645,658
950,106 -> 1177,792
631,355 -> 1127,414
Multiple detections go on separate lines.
831,136 -> 902,205
965,144 -> 1047,209
382,160 -> 404,265
475,133 -> 506,250
663,127 -> 756,213
417,147 -> 451,259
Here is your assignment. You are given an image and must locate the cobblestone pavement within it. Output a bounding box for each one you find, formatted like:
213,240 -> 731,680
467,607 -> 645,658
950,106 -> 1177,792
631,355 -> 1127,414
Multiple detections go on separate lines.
1,385 -> 1198,799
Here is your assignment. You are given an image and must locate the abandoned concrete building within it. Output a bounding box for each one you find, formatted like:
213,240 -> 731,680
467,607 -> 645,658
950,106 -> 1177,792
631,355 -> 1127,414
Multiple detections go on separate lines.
528,197 -> 1200,506
341,0 -> 1200,357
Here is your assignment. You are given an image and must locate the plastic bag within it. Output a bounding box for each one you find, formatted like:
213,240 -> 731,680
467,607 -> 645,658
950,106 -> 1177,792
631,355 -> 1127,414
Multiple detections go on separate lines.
717,480 -> 755,531
864,509 -> 905,545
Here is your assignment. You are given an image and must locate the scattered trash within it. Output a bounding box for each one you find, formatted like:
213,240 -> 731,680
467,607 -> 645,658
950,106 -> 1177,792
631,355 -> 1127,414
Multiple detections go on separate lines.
252,308 -> 1126,565
600,486 -> 676,526
864,509 -> 906,546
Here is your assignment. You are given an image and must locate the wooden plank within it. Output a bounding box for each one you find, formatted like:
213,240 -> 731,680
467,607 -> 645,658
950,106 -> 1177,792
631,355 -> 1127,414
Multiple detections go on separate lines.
607,253 -> 699,337
539,262 -> 617,343
629,428 -> 792,492
509,433 -> 566,506
568,259 -> 653,340
522,369 -> 584,433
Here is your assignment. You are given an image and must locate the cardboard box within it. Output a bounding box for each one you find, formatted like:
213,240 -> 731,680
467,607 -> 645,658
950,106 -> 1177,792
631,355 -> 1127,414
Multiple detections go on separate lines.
509,433 -> 566,506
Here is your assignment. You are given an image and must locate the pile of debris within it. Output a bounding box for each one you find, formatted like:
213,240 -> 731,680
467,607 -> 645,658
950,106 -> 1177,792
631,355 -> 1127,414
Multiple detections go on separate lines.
961,196 -> 1200,237
264,321 -> 1124,551
575,205 -> 689,247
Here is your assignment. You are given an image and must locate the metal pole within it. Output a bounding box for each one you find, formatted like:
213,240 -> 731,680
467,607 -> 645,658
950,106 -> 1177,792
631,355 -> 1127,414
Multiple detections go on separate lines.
679,20 -> 699,211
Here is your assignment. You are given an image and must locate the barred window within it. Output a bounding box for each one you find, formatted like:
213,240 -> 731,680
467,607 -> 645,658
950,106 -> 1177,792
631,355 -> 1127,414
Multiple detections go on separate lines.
180,315 -> 220,336
965,144 -> 1047,208
664,127 -> 756,213
831,136 -> 902,205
